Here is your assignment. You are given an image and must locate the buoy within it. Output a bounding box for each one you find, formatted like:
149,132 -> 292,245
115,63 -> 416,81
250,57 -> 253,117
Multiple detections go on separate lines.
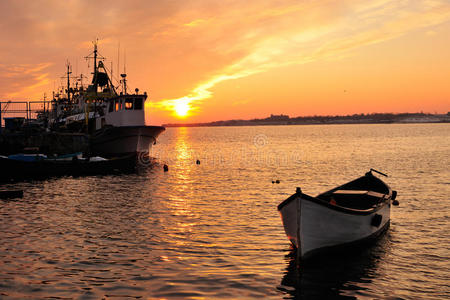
196,159 -> 200,165
275,180 -> 280,184
392,200 -> 399,206
163,164 -> 169,172
272,181 -> 275,184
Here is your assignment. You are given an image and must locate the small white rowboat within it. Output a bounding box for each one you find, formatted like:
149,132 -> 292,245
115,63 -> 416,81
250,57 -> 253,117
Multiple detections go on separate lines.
278,169 -> 398,260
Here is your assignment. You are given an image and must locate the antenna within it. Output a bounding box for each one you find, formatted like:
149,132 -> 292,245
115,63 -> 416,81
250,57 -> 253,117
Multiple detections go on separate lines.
124,48 -> 127,74
117,41 -> 120,85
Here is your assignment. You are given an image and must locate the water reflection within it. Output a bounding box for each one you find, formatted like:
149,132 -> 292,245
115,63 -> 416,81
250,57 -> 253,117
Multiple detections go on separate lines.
175,129 -> 190,160
278,233 -> 390,299
1,124 -> 447,298
160,128 -> 202,251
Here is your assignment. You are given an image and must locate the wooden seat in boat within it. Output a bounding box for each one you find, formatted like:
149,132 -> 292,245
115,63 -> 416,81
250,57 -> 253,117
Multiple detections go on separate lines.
327,190 -> 388,210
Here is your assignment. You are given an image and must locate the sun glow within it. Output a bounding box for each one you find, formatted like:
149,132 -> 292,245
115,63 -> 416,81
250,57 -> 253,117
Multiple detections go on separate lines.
173,99 -> 191,117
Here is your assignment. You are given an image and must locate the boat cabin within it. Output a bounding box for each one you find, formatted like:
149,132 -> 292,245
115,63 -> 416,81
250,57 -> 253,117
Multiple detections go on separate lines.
97,94 -> 147,129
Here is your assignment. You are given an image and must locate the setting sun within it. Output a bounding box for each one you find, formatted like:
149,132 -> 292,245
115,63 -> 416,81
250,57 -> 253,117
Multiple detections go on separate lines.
173,100 -> 190,118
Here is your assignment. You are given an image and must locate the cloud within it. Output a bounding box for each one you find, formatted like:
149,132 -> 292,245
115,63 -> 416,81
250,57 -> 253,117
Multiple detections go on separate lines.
0,0 -> 186,99
0,63 -> 52,99
156,0 -> 450,116
184,19 -> 207,28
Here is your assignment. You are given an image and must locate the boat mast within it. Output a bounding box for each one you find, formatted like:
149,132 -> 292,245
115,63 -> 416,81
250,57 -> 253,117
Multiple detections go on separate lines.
66,62 -> 72,103
120,48 -> 127,95
84,39 -> 104,94
93,41 -> 98,133
62,61 -> 72,104
93,40 -> 98,94
83,39 -> 99,132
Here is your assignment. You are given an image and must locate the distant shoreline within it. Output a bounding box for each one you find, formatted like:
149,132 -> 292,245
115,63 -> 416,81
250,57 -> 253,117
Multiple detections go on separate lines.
163,112 -> 450,128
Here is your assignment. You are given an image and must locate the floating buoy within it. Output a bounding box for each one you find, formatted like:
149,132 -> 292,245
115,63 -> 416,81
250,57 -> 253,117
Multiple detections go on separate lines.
392,200 -> 399,206
163,164 -> 169,172
196,159 -> 200,165
272,181 -> 275,184
275,180 -> 280,184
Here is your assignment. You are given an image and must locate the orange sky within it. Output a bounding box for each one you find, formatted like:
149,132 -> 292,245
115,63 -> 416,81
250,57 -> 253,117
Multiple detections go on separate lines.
0,0 -> 449,125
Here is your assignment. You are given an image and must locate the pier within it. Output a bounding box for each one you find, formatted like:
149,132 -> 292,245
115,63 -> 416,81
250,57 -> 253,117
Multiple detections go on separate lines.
0,100 -> 51,128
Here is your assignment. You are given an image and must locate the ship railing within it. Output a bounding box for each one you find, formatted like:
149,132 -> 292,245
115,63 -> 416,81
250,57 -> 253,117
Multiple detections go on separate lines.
0,100 -> 52,128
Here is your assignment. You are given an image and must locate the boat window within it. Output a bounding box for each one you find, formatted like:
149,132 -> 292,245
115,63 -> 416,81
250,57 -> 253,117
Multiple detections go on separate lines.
115,100 -> 120,111
125,99 -> 133,110
134,98 -> 143,110
108,101 -> 113,112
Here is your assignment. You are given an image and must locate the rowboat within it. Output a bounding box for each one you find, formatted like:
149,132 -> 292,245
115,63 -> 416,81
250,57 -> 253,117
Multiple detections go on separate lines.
278,169 -> 398,260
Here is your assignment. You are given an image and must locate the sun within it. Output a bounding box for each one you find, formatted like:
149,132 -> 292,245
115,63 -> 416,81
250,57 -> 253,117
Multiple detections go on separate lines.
173,101 -> 190,118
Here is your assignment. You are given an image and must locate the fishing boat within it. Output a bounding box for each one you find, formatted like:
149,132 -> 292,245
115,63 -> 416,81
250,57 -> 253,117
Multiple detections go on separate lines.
278,169 -> 398,260
48,41 -> 165,157
1,42 -> 164,160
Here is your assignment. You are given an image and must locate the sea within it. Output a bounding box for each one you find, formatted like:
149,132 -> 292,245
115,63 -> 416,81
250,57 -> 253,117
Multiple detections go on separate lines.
0,123 -> 449,299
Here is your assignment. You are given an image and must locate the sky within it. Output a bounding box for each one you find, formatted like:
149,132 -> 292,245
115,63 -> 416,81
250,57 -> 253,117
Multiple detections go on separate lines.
0,0 -> 449,125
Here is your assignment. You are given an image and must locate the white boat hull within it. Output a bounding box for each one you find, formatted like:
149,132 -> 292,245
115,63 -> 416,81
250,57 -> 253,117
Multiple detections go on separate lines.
279,193 -> 391,259
91,125 -> 165,157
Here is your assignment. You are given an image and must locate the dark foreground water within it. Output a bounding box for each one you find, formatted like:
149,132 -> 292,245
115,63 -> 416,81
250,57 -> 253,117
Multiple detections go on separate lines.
1,124 -> 449,299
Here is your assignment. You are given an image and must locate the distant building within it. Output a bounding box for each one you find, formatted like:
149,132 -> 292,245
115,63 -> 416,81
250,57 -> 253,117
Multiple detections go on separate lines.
268,114 -> 290,121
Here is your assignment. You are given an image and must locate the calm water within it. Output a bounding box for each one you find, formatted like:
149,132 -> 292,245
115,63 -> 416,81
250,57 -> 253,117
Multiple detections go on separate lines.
1,124 -> 449,299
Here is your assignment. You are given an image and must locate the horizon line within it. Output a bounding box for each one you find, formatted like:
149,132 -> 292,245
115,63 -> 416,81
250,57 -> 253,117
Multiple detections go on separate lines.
162,111 -> 450,126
